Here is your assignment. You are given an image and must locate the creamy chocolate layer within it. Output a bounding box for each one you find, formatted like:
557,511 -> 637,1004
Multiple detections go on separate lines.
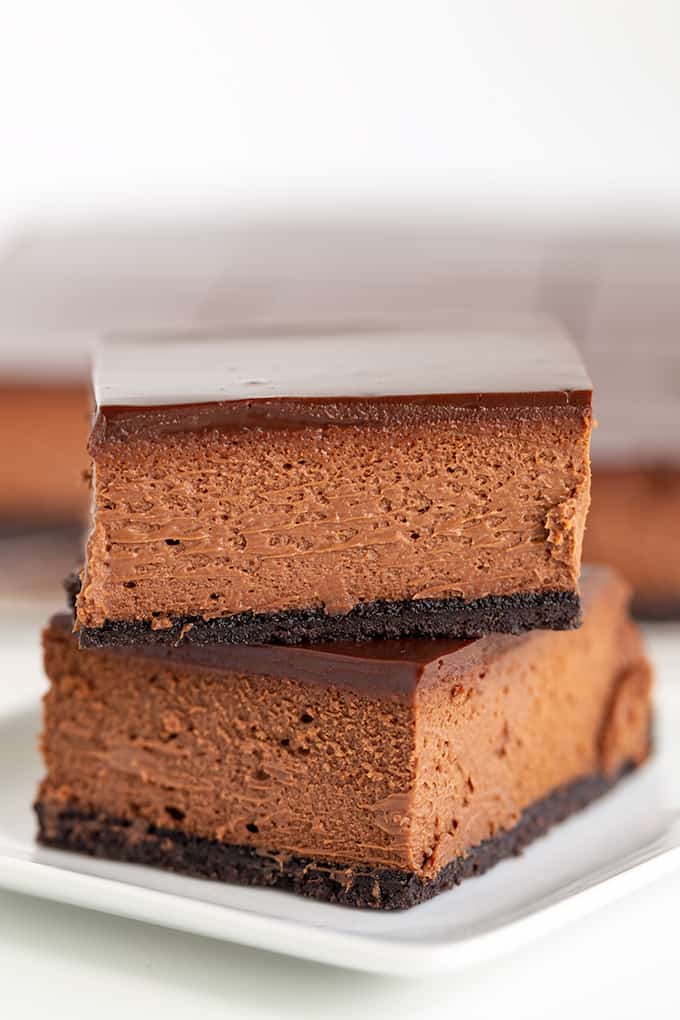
585,466 -> 680,617
40,567 -> 652,884
78,405 -> 591,639
77,327 -> 592,643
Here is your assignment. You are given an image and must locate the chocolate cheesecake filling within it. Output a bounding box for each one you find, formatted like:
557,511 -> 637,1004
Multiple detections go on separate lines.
77,400 -> 591,644
38,568 -> 652,906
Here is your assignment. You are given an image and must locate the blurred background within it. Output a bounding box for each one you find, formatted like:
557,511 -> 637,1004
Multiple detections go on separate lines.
2,0 -> 680,615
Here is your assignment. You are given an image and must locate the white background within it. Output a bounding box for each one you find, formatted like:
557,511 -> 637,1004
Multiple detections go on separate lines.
1,1 -> 680,234
2,3 -> 680,1016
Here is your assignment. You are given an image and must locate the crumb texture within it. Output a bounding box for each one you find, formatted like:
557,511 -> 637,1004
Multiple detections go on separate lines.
35,765 -> 639,911
77,589 -> 582,648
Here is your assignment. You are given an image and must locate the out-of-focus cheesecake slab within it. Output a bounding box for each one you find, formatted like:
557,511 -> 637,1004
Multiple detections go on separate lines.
0,382 -> 90,526
586,466 -> 680,618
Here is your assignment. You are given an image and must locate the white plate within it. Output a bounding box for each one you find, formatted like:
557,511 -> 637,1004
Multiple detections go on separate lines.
0,619 -> 679,977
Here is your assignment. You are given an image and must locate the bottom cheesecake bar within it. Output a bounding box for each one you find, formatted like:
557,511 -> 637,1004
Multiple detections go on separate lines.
36,566 -> 652,910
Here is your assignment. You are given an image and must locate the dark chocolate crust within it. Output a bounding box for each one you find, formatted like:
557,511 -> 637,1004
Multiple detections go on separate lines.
76,589 -> 582,649
35,763 -> 635,911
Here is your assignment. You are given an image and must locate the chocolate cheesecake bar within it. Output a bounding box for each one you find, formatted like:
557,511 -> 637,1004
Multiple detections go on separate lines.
76,324 -> 592,647
38,566 -> 651,910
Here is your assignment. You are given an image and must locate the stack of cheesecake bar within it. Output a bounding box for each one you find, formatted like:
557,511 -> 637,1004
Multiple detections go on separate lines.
36,325 -> 653,910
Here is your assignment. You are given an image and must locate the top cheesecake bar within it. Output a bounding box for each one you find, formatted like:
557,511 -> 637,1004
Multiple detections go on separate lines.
76,323 -> 592,647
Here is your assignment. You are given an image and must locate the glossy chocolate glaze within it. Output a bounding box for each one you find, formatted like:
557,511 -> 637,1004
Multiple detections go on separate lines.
52,611 -> 477,700
89,325 -> 591,445
92,389 -> 591,446
93,325 -> 590,407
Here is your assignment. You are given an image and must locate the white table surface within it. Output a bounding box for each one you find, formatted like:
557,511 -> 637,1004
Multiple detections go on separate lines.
2,873 -> 679,1020
1,609 -> 679,1020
